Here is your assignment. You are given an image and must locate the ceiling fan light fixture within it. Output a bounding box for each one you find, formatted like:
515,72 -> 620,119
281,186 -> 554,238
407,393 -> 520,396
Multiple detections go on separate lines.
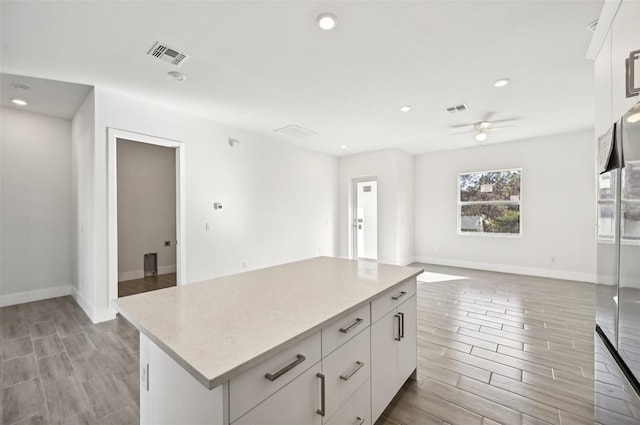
494,78 -> 510,88
317,13 -> 337,30
400,105 -> 412,112
475,132 -> 488,142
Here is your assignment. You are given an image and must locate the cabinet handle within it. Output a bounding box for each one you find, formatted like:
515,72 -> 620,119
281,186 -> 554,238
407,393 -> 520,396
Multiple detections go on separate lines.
264,354 -> 306,381
398,312 -> 405,339
339,318 -> 364,334
626,49 -> 640,98
340,360 -> 365,381
392,291 -> 407,301
394,314 -> 402,341
356,417 -> 365,425
316,372 -> 326,417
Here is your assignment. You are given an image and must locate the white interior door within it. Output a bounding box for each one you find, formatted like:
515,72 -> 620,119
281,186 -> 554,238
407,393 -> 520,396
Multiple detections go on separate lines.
354,180 -> 378,260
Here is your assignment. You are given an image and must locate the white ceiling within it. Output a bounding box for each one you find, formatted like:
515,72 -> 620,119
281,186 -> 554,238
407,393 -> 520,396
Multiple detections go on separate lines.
0,1 -> 603,156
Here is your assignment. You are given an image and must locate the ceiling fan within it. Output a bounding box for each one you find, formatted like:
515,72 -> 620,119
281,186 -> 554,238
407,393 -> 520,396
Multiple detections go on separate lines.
450,119 -> 517,142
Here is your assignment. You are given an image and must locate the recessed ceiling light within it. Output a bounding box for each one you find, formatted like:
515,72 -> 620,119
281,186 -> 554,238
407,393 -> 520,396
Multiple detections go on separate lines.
494,78 -> 510,88
340,145 -> 347,149
475,132 -> 488,142
11,98 -> 28,106
317,13 -> 337,31
400,105 -> 412,112
168,71 -> 186,81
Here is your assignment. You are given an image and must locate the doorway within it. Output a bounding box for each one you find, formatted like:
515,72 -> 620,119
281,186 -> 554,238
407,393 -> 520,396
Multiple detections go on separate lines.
107,129 -> 186,304
116,139 -> 176,297
352,178 -> 378,260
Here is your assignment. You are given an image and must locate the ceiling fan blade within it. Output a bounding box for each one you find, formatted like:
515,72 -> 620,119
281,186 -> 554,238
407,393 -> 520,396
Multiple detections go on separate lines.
449,123 -> 475,129
450,129 -> 475,135
488,125 -> 516,131
488,118 -> 521,124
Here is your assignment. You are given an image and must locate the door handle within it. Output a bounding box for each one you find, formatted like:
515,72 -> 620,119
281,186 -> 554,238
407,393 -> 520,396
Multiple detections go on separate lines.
394,314 -> 402,341
340,361 -> 365,381
398,312 -> 405,339
316,373 -> 326,416
626,49 -> 640,98
264,354 -> 306,381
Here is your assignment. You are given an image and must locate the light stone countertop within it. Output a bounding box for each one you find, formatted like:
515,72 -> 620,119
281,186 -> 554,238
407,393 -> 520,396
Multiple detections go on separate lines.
114,256 -> 423,389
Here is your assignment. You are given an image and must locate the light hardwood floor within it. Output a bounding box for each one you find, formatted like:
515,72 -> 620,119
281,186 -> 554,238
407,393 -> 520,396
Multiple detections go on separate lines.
1,264 -> 596,425
118,273 -> 176,297
378,263 -> 596,425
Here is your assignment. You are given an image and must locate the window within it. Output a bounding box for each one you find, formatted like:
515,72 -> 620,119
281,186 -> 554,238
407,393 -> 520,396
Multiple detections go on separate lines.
458,168 -> 522,236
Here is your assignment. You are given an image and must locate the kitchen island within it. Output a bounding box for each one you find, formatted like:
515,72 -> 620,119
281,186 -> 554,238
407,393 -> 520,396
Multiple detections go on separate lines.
115,256 -> 423,425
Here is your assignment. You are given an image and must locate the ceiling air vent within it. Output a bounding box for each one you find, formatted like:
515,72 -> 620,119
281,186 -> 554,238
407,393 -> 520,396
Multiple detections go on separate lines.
147,42 -> 189,67
446,104 -> 469,113
274,124 -> 317,139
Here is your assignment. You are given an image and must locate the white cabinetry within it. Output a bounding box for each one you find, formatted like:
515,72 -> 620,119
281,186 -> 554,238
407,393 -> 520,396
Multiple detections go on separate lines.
136,274 -> 418,425
233,311 -> 372,425
234,363 -> 323,425
370,280 -> 418,423
610,0 -> 640,119
594,0 -> 640,134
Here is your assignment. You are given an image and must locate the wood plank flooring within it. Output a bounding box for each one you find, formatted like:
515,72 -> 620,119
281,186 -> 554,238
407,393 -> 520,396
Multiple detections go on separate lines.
118,273 -> 176,297
2,264 -> 597,424
1,297 -> 140,425
377,263 -> 596,425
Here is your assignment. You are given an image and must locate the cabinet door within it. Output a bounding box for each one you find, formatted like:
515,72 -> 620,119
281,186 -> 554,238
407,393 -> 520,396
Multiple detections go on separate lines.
146,335 -> 225,425
611,0 -> 640,119
325,379 -> 371,425
323,328 -> 370,420
370,309 -> 399,423
234,362 -> 323,425
397,295 -> 417,384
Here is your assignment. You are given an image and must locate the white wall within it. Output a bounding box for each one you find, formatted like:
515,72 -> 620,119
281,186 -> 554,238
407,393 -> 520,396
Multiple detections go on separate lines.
117,140 -> 176,280
338,149 -> 414,265
414,130 -> 596,282
76,87 -> 337,320
71,90 -> 96,316
0,108 -> 73,305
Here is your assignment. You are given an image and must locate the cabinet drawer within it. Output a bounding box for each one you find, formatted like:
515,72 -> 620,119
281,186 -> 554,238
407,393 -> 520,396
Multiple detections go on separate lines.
322,303 -> 370,357
229,332 -> 321,422
325,379 -> 371,425
233,361 -> 323,425
323,327 -> 371,420
371,278 -> 416,323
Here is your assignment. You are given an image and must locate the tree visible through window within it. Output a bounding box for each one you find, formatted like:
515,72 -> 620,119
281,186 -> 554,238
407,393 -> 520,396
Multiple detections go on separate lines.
458,169 -> 522,236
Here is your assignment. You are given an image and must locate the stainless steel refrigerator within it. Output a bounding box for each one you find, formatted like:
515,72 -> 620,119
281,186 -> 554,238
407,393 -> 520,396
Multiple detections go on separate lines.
595,101 -> 640,424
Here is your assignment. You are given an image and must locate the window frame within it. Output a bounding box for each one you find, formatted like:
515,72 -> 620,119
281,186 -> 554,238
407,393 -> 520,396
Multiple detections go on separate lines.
457,167 -> 523,237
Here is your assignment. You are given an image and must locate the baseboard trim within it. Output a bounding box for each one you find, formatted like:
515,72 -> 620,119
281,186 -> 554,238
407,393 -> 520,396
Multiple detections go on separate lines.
0,285 -> 73,307
413,256 -> 596,283
119,265 -> 176,282
71,288 -> 116,324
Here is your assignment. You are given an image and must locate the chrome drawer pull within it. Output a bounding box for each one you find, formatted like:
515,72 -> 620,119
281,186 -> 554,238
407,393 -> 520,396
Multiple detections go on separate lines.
394,314 -> 402,341
264,354 -> 306,381
316,372 -> 326,416
339,318 -> 364,334
356,417 -> 365,425
392,291 -> 407,301
340,361 -> 365,381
